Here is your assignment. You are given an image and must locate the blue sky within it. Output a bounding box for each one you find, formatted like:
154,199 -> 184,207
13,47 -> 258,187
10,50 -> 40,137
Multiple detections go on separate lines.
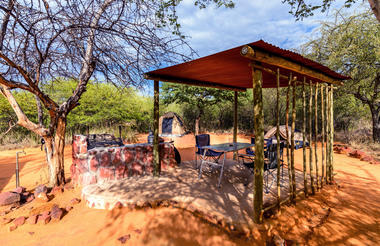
176,0 -> 368,56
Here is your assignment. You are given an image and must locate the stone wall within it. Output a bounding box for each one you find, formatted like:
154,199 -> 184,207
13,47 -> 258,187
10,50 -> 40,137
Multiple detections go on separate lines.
71,135 -> 177,186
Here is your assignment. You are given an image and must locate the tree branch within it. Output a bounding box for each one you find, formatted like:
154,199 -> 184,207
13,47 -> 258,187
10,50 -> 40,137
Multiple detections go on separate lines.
0,85 -> 48,136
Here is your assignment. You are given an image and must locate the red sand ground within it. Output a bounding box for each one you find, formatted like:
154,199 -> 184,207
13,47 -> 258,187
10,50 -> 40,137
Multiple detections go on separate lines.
0,133 -> 379,245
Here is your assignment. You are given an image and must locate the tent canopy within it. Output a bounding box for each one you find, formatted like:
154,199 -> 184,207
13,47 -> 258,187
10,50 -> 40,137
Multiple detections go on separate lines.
159,112 -> 186,137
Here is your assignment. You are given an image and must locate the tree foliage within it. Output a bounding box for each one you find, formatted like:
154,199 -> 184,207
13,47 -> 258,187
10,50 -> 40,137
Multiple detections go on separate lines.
283,0 -> 380,22
301,9 -> 380,141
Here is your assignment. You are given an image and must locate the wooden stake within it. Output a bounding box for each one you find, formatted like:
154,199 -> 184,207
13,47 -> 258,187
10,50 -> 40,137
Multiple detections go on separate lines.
153,80 -> 160,176
291,77 -> 297,201
233,91 -> 238,160
276,68 -> 281,207
309,81 -> 315,194
302,77 -> 308,196
252,66 -> 264,224
330,85 -> 334,182
326,85 -> 331,183
321,84 -> 325,187
314,83 -> 319,190
286,73 -> 293,198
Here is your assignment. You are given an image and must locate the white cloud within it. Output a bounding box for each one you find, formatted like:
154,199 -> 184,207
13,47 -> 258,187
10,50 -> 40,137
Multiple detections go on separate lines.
176,0 -> 369,57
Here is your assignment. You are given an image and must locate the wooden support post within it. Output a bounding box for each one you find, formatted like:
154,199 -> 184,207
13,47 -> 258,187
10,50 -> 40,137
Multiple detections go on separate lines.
291,77 -> 297,201
314,83 -> 319,190
321,84 -> 325,187
309,81 -> 315,194
286,73 -> 293,198
329,85 -> 334,182
302,77 -> 308,196
276,68 -> 281,207
252,66 -> 265,224
153,80 -> 160,176
233,91 -> 238,160
326,85 -> 331,183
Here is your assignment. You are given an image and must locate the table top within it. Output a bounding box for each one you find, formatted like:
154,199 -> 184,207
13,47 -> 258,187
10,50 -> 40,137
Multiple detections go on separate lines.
201,142 -> 255,152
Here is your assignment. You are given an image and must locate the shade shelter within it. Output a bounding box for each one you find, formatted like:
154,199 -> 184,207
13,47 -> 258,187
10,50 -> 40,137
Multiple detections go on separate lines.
145,40 -> 349,223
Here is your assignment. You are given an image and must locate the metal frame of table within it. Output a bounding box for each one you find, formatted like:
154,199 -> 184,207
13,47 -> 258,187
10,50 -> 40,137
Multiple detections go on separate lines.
198,142 -> 255,187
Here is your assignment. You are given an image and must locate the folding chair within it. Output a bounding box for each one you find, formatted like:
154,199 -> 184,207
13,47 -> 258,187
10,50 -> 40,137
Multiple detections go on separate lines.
264,142 -> 285,193
194,134 -> 223,168
238,137 -> 255,169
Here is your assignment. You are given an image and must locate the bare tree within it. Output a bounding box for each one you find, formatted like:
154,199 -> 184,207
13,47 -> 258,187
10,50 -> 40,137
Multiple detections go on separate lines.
0,0 -> 198,186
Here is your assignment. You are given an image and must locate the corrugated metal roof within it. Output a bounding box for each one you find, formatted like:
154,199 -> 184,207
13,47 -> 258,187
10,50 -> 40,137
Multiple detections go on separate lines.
249,40 -> 349,80
145,40 -> 350,90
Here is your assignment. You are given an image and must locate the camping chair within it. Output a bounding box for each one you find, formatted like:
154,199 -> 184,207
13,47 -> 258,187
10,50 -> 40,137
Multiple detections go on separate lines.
238,138 -> 273,171
264,142 -> 285,194
195,134 -> 223,168
238,137 -> 255,169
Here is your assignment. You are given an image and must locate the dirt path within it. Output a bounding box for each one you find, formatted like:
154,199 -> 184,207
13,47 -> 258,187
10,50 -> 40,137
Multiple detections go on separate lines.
0,133 -> 379,245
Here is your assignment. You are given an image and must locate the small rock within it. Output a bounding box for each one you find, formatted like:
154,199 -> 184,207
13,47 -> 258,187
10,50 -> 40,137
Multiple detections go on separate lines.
27,215 -> 38,225
13,216 -> 25,226
50,186 -> 63,195
64,183 -> 74,191
28,232 -> 35,235
1,217 -> 12,225
50,205 -> 63,222
117,234 -> 131,244
36,193 -> 49,202
26,194 -> 35,203
37,214 -> 51,224
70,198 -> 81,205
42,210 -> 50,216
0,192 -> 21,206
13,187 -> 26,194
65,206 -> 73,212
134,229 -> 142,234
34,185 -> 48,202
114,202 -> 123,209
0,210 -> 9,216
8,225 -> 17,232
34,184 -> 48,195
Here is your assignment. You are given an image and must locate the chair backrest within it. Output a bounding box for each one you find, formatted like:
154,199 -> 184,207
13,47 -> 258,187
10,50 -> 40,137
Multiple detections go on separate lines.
245,137 -> 255,155
196,134 -> 210,148
266,143 -> 281,170
251,137 -> 255,145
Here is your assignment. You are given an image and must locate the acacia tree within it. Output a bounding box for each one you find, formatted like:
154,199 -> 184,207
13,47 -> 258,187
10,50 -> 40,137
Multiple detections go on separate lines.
301,10 -> 380,142
161,83 -> 234,135
0,0 -> 233,186
283,0 -> 380,22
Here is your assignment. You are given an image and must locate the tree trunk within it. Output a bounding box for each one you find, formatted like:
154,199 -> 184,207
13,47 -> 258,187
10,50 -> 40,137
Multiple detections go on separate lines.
195,116 -> 200,136
370,107 -> 380,143
44,117 -> 66,187
368,0 -> 380,23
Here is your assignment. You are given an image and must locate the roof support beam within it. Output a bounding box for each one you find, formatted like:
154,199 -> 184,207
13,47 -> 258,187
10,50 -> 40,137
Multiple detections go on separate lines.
144,74 -> 246,92
241,45 -> 343,86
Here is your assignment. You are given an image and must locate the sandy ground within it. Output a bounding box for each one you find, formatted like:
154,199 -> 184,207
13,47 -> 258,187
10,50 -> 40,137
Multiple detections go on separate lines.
0,133 -> 379,245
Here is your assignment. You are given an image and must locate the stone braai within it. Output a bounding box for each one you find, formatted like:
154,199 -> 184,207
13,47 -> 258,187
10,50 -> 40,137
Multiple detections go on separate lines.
71,135 -> 177,186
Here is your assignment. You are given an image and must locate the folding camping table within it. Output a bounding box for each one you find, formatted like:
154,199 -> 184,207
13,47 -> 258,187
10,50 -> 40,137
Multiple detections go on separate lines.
198,142 -> 255,187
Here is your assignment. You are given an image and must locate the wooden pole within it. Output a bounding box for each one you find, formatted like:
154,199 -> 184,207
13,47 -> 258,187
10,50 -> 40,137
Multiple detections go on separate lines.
153,80 -> 160,176
233,91 -> 238,160
276,68 -> 281,207
314,83 -> 319,190
321,84 -> 325,187
309,81 -> 315,194
286,73 -> 293,198
291,77 -> 297,201
330,85 -> 334,182
252,66 -> 265,224
302,77 -> 308,196
326,85 -> 331,183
